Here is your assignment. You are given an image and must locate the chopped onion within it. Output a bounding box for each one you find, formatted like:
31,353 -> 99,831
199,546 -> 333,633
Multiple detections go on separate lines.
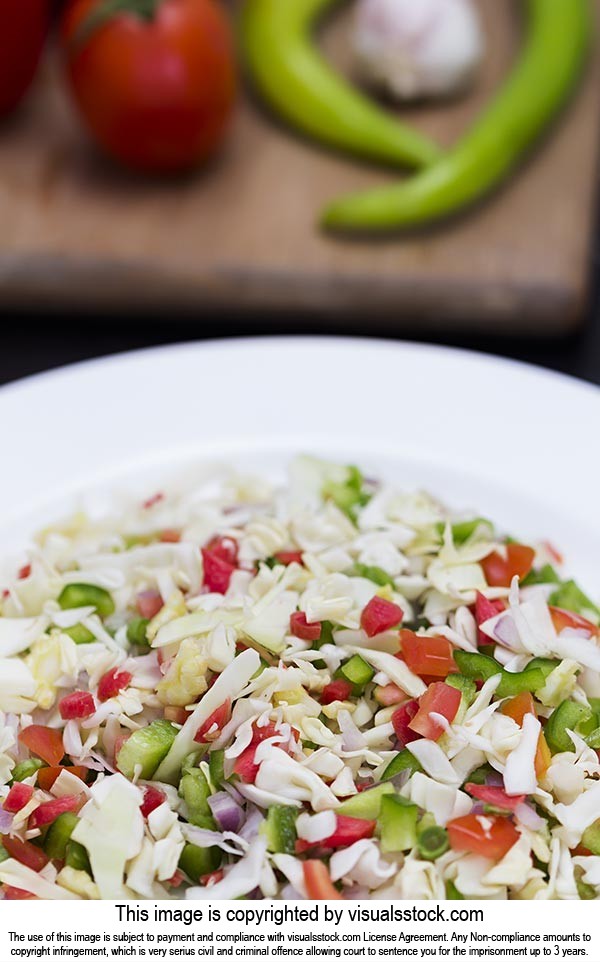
0,809 -> 14,834
207,791 -> 243,833
338,710 -> 366,751
514,802 -> 544,831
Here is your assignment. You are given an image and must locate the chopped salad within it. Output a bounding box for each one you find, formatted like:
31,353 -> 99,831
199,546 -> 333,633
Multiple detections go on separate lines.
1,457 -> 600,901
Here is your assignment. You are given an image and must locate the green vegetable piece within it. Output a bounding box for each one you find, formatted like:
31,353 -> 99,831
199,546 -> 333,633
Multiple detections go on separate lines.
417,825 -> 449,861
581,820 -> 600,856
526,657 -> 561,679
322,0 -> 590,232
381,750 -> 423,782
466,764 -> 495,786
545,700 -> 592,754
496,668 -> 547,699
445,674 -> 477,706
576,877 -> 596,900
453,651 -> 545,698
127,617 -> 150,648
116,719 -> 178,780
585,728 -> 600,749
45,813 -> 79,860
58,583 -> 115,618
354,563 -> 395,588
11,758 -> 45,782
436,518 -> 494,545
322,465 -> 370,521
0,843 -> 9,864
179,764 -> 215,829
209,749 -> 226,790
240,0 -> 441,171
263,805 -> 298,855
65,840 -> 92,875
522,564 -> 560,587
63,624 -> 96,645
549,580 -> 600,625
337,783 -> 394,820
380,794 -> 419,853
445,880 -> 464,900
335,654 -> 375,695
179,842 -> 221,881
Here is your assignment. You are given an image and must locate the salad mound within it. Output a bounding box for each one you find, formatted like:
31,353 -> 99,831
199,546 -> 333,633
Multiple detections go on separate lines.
1,457 -> 600,901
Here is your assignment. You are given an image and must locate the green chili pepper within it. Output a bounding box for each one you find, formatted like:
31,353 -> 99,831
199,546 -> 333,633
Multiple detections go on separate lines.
454,651 -> 545,699
544,699 -> 592,754
240,0 -> 441,170
322,0 -> 590,231
379,794 -> 419,854
417,825 -> 449,861
58,583 -> 115,618
11,758 -> 45,782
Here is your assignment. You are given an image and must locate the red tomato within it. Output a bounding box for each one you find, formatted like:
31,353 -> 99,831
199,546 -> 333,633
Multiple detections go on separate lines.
464,783 -> 525,811
2,885 -> 37,899
474,592 -> 505,644
399,630 -> 457,678
140,786 -> 166,818
447,814 -> 519,861
232,745 -> 260,784
136,590 -> 163,619
408,683 -> 461,741
202,547 -> 235,594
549,606 -> 599,637
360,596 -> 403,637
205,536 -> 238,566
391,698 -> 420,745
320,679 -> 353,705
0,1 -> 48,117
320,815 -> 375,849
59,690 -> 96,720
1,836 -> 49,872
36,766 -> 88,792
481,544 -> 535,588
98,668 -> 132,702
194,699 -> 231,743
60,0 -> 236,173
290,611 -> 322,642
3,783 -> 34,813
19,726 -> 64,767
275,551 -> 304,566
29,795 -> 81,829
303,860 -> 343,900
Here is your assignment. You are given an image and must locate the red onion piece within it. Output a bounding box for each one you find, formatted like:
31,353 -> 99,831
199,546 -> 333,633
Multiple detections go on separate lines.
0,809 -> 14,834
208,791 -> 243,833
494,615 -> 520,649
514,802 -> 544,831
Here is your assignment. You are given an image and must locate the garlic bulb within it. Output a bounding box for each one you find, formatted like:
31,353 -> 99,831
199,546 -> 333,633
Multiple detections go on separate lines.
353,0 -> 484,101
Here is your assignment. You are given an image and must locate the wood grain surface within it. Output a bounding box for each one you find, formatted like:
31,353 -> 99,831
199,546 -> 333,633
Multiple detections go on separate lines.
1,0 -> 599,332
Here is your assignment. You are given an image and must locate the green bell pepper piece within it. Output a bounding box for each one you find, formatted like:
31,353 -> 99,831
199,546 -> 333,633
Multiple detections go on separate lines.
11,758 -> 44,782
454,651 -> 545,698
63,624 -> 96,645
178,842 -> 221,881
549,580 -> 600,625
337,783 -> 394,820
263,805 -> 298,855
179,763 -> 215,829
116,719 -> 178,780
382,750 -> 423,782
58,583 -> 115,618
127,617 -> 150,648
545,700 -> 592,754
380,794 -> 418,853
581,820 -> 600,856
45,813 -> 79,860
335,654 -> 375,696
445,674 -> 477,706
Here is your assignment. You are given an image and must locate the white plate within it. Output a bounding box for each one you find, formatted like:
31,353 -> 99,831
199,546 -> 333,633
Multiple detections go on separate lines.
1,337 -> 599,591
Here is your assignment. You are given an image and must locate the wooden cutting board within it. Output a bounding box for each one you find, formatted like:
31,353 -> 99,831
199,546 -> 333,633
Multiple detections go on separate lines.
1,0 -> 599,332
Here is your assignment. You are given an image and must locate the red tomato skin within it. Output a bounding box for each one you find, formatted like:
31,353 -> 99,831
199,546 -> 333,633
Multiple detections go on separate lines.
447,814 -> 519,861
60,0 -> 236,173
481,544 -> 535,588
321,679 -> 353,705
2,885 -> 37,899
0,1 -> 48,117
464,783 -> 525,811
391,699 -> 420,745
474,592 -> 505,644
290,611 -> 322,642
399,630 -> 457,678
19,726 -> 64,767
408,683 -> 461,740
360,596 -> 403,637
3,783 -> 34,813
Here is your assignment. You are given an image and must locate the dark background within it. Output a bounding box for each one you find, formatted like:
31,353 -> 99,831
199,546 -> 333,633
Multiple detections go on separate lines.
1,231 -> 599,389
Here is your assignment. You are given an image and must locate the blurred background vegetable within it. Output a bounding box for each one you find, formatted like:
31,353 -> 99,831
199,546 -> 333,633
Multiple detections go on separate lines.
353,0 -> 484,102
60,0 -> 236,173
0,1 -> 50,118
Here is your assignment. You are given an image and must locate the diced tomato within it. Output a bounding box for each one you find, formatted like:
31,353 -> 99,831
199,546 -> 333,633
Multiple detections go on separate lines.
58,690 -> 96,720
205,536 -> 239,566
321,815 -> 375,849
501,694 -> 550,778
202,548 -> 235,594
36,766 -> 88,792
29,795 -> 80,829
464,783 -> 526,811
194,699 -> 232,743
164,706 -> 190,725
360,596 -> 403,637
2,885 -> 37,899
140,786 -> 166,818
19,726 -> 64,767
321,679 -> 353,705
136,590 -> 163,619
549,606 -> 599,637
250,722 -> 281,747
17,564 -> 31,580
3,782 -> 34,813
303,860 -> 343,900
391,699 -> 420,745
232,746 -> 260,784
275,551 -> 304,566
374,683 -> 406,707
290,611 -> 322,642
1,835 -> 49,871
97,668 -> 132,702
399,630 -> 457,678
409,683 -> 461,741
143,492 -> 164,509
447,813 -> 519,861
474,591 -> 506,644
481,544 -> 535,588
159,529 -> 181,543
